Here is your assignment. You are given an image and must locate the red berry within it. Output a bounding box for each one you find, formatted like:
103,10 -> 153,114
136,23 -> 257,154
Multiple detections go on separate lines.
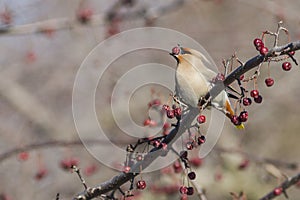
143,118 -> 151,126
174,107 -> 182,118
160,142 -> 168,150
35,168 -> 48,180
265,78 -> 274,87
123,166 -> 131,173
70,158 -> 79,166
166,110 -> 175,119
77,8 -> 93,23
273,187 -> 283,196
259,46 -> 268,56
18,151 -> 29,161
214,172 -> 223,182
282,62 -> 292,71
148,99 -> 161,107
250,90 -> 259,98
173,161 -> 183,173
163,122 -> 170,130
187,187 -> 194,195
253,38 -> 263,47
180,186 -> 188,194
162,130 -> 169,136
188,172 -> 196,180
0,193 -> 12,200
242,97 -> 252,106
239,111 -> 248,122
240,74 -> 245,80
152,140 -> 160,148
172,46 -> 180,55
231,115 -> 241,126
84,164 -> 98,176
214,73 -> 225,82
60,159 -> 72,170
289,51 -> 295,56
136,180 -> 146,190
186,141 -> 194,150
162,104 -> 170,111
197,115 -> 206,124
0,9 -> 12,25
238,159 -> 250,170
190,157 -> 203,167
197,135 -> 206,145
180,194 -> 188,200
254,95 -> 263,104
26,51 -> 37,63
137,154 -> 143,161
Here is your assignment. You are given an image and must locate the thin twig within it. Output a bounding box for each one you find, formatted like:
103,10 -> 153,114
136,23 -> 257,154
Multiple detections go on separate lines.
72,165 -> 88,190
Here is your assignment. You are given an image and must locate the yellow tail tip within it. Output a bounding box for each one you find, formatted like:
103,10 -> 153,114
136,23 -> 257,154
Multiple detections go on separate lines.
236,124 -> 245,130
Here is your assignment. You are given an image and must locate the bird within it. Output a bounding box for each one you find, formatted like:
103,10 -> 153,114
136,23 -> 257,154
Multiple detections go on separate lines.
170,45 -> 244,129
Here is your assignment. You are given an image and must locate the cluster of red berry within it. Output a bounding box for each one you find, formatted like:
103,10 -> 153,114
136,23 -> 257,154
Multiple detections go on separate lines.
163,104 -> 182,120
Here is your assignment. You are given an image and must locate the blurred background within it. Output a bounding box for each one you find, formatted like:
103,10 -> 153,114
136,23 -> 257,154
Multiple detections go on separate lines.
0,0 -> 299,199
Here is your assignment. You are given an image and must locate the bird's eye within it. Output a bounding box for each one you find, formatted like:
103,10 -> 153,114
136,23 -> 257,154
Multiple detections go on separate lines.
171,46 -> 180,55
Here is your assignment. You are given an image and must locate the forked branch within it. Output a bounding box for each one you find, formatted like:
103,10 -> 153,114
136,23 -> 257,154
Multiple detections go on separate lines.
73,40 -> 300,200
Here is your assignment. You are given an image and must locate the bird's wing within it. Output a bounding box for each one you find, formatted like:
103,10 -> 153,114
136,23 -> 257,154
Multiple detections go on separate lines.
180,47 -> 217,81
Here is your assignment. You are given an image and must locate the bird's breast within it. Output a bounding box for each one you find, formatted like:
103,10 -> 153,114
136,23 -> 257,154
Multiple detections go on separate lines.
175,61 -> 209,107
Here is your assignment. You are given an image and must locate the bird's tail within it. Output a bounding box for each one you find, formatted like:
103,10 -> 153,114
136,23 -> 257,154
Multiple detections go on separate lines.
225,100 -> 244,129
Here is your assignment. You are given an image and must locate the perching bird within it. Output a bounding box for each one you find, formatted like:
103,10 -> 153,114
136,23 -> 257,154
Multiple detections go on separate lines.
170,45 -> 243,128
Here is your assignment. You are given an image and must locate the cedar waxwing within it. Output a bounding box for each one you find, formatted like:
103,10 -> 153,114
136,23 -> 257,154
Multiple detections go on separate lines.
170,45 -> 244,129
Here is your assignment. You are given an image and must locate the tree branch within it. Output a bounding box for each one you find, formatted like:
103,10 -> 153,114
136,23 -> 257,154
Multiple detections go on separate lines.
259,172 -> 300,200
0,0 -> 184,36
72,40 -> 300,199
0,139 -> 133,163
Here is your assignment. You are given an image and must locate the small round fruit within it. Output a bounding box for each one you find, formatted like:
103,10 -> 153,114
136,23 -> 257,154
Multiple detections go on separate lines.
188,172 -> 196,180
190,157 -> 203,167
231,115 -> 241,126
282,62 -> 292,71
180,186 -> 188,194
162,104 -> 170,111
242,98 -> 252,106
187,187 -> 194,195
174,107 -> 182,118
273,187 -> 283,196
186,142 -> 194,150
259,46 -> 268,56
197,115 -> 206,124
253,38 -> 263,47
123,166 -> 131,173
166,110 -> 175,119
35,168 -> 48,180
239,111 -> 248,122
18,151 -> 29,161
136,180 -> 146,190
172,46 -> 180,55
289,51 -> 295,56
254,95 -> 263,104
197,135 -> 206,145
173,161 -> 183,173
265,78 -> 274,87
250,90 -> 259,98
